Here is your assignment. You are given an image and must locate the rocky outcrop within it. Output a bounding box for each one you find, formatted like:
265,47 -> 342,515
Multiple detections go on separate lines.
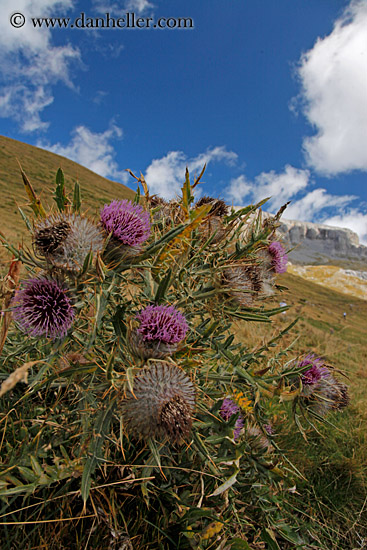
276,219 -> 367,267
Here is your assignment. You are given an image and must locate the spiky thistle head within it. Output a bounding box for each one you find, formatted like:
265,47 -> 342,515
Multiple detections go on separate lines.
12,277 -> 74,339
264,423 -> 274,435
149,195 -> 172,223
121,362 -> 195,443
33,213 -> 104,273
305,375 -> 350,416
219,398 -> 244,440
196,197 -> 229,244
268,241 -> 288,274
222,264 -> 263,307
299,354 -> 329,388
296,355 -> 350,415
246,423 -> 273,452
196,197 -> 229,218
199,216 -> 227,244
129,304 -> 188,359
100,200 -> 151,247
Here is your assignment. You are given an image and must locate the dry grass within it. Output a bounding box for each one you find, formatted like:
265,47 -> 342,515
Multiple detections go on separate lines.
234,272 -> 367,548
1,138 -> 366,547
235,273 -> 367,409
0,134 -> 135,263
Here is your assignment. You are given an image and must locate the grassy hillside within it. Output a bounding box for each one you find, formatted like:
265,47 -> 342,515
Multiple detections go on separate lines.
0,135 -> 135,254
0,136 -> 366,547
288,264 -> 367,300
235,273 -> 367,548
237,271 -> 367,413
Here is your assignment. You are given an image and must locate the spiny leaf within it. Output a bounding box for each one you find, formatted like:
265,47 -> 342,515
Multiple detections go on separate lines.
147,438 -> 164,476
53,168 -> 70,212
154,268 -> 172,304
192,163 -> 206,189
17,206 -> 33,232
19,165 -> 46,218
133,186 -> 141,205
72,180 -> 81,213
209,469 -> 239,496
81,401 -> 115,504
112,305 -> 127,339
156,203 -> 211,265
181,167 -> 192,218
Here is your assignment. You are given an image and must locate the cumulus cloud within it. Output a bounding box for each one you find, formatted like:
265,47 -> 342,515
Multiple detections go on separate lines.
145,147 -> 238,199
0,0 -> 80,132
225,175 -> 252,205
285,189 -> 356,220
322,210 -> 367,245
92,0 -> 154,14
124,0 -> 154,13
297,0 -> 367,175
38,124 -> 128,181
224,164 -> 365,240
226,165 -> 310,209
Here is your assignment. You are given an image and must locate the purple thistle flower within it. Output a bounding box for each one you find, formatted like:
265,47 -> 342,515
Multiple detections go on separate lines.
268,241 -> 288,274
264,423 -> 274,435
219,398 -> 244,440
12,277 -> 74,339
100,200 -> 151,247
136,305 -> 188,344
299,354 -> 330,386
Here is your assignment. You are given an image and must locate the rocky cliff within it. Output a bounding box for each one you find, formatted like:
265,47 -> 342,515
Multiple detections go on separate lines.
276,218 -> 367,267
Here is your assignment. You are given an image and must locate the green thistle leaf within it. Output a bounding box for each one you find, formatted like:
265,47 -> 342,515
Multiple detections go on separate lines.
53,168 -> 70,212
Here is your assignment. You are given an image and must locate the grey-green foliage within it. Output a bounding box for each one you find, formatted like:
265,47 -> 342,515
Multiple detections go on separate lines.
0,168 -> 341,549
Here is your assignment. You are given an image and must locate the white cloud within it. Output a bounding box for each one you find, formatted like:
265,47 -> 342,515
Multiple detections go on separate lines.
297,0 -> 367,175
38,124 -> 128,182
323,209 -> 367,245
0,0 -> 80,132
124,0 -> 154,13
92,0 -> 154,14
145,147 -> 238,199
224,165 -> 366,240
226,175 -> 253,205
226,165 -> 310,209
285,188 -> 356,220
252,165 -> 310,209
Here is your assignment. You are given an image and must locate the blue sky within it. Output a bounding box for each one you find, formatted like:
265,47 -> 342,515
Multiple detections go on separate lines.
1,0 -> 367,242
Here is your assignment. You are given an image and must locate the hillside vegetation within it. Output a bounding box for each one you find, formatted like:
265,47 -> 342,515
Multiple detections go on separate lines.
0,137 -> 366,548
236,272 -> 367,548
289,264 -> 367,301
0,135 -> 134,259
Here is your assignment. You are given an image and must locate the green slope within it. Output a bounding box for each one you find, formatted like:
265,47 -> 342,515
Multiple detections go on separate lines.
0,134 -> 135,251
0,135 -> 366,547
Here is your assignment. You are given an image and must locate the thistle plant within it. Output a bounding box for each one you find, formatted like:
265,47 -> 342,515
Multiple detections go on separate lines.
33,212 -> 104,273
129,304 -> 188,359
100,199 -> 151,262
121,361 -> 195,442
0,166 -> 350,549
11,276 -> 75,339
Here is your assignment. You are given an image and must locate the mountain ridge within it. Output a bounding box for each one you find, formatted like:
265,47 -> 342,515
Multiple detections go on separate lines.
277,217 -> 367,268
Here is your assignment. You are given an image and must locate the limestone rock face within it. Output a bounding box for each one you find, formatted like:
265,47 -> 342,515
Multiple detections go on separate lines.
277,219 -> 367,266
